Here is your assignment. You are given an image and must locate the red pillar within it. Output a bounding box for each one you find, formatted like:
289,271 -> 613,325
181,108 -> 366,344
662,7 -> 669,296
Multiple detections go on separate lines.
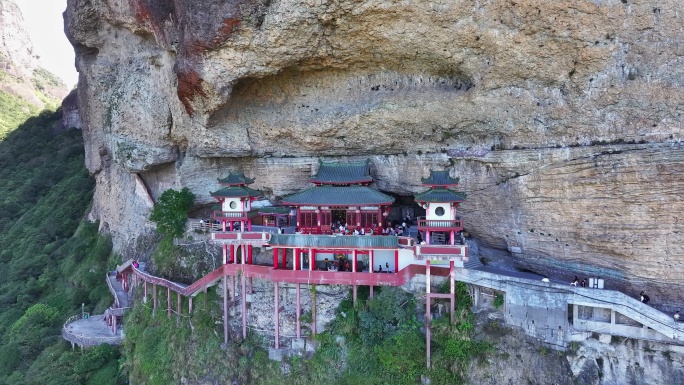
394,249 -> 399,273
248,245 -> 253,264
450,231 -> 455,245
223,244 -> 228,264
450,260 -> 455,324
230,244 -> 235,263
426,259 -> 431,368
229,221 -> 233,231
274,282 -> 280,349
223,220 -> 227,232
295,248 -> 300,270
223,276 -> 228,345
273,248 -> 278,269
352,250 -> 357,272
296,283 -> 301,338
310,249 -> 315,271
248,221 -> 251,231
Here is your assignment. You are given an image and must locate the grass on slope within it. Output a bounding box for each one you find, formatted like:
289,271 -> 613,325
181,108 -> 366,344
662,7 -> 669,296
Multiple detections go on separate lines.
0,110 -> 124,385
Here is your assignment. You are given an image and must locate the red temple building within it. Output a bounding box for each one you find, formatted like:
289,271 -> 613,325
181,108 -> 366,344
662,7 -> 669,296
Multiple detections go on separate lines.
211,171 -> 262,232
281,160 -> 394,234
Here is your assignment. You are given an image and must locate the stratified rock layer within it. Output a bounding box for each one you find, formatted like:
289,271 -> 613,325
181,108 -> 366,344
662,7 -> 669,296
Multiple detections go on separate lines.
65,0 -> 684,304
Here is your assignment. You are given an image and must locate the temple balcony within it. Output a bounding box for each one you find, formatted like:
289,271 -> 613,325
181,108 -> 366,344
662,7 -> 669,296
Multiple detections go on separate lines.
415,244 -> 468,261
417,217 -> 463,232
213,210 -> 250,221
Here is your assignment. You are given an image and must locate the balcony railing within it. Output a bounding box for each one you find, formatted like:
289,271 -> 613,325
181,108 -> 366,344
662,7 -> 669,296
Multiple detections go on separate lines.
417,217 -> 462,230
213,210 -> 249,220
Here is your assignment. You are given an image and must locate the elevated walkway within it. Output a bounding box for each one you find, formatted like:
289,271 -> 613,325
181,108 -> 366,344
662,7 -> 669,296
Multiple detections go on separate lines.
456,267 -> 684,345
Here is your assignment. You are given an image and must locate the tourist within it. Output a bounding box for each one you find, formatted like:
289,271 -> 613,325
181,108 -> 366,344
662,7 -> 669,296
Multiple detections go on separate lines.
360,227 -> 365,235
385,262 -> 390,272
353,228 -> 359,235
402,221 -> 407,235
345,261 -> 350,271
581,279 -> 586,287
675,311 -> 680,322
378,265 -> 383,273
571,276 -> 579,286
133,260 -> 139,269
417,231 -> 423,244
640,291 -> 650,304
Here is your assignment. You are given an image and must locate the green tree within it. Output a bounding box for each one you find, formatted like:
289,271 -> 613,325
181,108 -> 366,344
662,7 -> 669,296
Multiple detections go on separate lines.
149,188 -> 195,238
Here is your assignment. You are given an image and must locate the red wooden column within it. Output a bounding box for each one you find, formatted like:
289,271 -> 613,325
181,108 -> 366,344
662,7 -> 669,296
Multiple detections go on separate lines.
229,221 -> 233,231
450,260 -> 455,323
273,248 -> 279,269
352,250 -> 357,272
296,283 -> 301,338
450,231 -> 455,245
230,244 -> 235,263
241,273 -> 247,339
274,282 -> 280,349
294,248 -> 300,270
223,244 -> 228,264
248,245 -> 253,264
394,249 -> 399,273
223,220 -> 227,232
223,276 -> 229,345
426,259 -> 431,368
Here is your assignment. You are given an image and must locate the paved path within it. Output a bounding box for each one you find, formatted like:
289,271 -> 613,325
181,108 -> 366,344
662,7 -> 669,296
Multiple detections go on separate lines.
107,272 -> 129,308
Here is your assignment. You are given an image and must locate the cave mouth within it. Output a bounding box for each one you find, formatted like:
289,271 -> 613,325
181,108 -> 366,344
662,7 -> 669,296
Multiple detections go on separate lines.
380,190 -> 425,226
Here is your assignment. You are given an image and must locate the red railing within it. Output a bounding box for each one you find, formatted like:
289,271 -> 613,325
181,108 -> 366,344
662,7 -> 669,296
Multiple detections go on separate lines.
417,218 -> 462,230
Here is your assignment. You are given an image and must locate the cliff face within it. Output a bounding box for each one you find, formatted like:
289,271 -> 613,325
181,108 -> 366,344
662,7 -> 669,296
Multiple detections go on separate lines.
65,0 -> 684,304
0,0 -> 67,106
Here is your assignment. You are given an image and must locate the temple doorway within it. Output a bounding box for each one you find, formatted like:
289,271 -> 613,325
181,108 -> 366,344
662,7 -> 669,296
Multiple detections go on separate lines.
332,209 -> 346,226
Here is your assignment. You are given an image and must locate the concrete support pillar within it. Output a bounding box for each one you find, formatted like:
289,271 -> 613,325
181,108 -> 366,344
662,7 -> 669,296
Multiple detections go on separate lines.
242,244 -> 247,265
167,287 -> 171,318
353,285 -> 358,306
223,276 -> 229,345
153,284 -> 157,309
242,273 -> 247,339
296,283 -> 301,338
611,310 -> 616,325
573,304 -> 578,325
369,285 -> 374,299
274,282 -> 280,349
144,281 -> 148,302
369,250 -> 374,273
223,244 -> 228,264
311,284 -> 317,336
189,297 -> 193,314
450,260 -> 455,323
113,314 -> 117,335
177,291 -> 182,318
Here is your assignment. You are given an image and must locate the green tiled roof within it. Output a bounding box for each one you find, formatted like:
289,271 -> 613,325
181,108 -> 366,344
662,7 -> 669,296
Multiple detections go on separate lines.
414,188 -> 466,203
421,170 -> 459,186
282,185 -> 394,205
309,161 -> 373,184
257,206 -> 292,215
269,234 -> 398,248
210,186 -> 262,198
218,172 -> 255,186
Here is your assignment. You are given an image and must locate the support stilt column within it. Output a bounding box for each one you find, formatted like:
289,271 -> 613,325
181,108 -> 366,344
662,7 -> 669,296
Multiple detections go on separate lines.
189,297 -> 193,314
167,287 -> 171,318
296,283 -> 301,338
311,284 -> 317,336
242,272 -> 247,339
223,244 -> 228,264
450,260 -> 455,323
177,291 -> 182,319
223,276 -> 229,345
153,284 -> 157,309
231,275 -> 236,302
353,285 -> 358,306
426,259 -> 431,368
274,282 -> 280,349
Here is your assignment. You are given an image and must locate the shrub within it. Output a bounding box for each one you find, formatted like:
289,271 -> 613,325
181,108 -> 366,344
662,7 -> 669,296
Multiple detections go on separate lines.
149,188 -> 196,238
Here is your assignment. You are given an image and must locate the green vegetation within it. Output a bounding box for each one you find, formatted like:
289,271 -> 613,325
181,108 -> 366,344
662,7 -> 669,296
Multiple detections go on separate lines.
0,90 -> 40,139
124,282 -> 490,385
150,187 -> 195,238
493,293 -> 504,309
0,109 -> 123,385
